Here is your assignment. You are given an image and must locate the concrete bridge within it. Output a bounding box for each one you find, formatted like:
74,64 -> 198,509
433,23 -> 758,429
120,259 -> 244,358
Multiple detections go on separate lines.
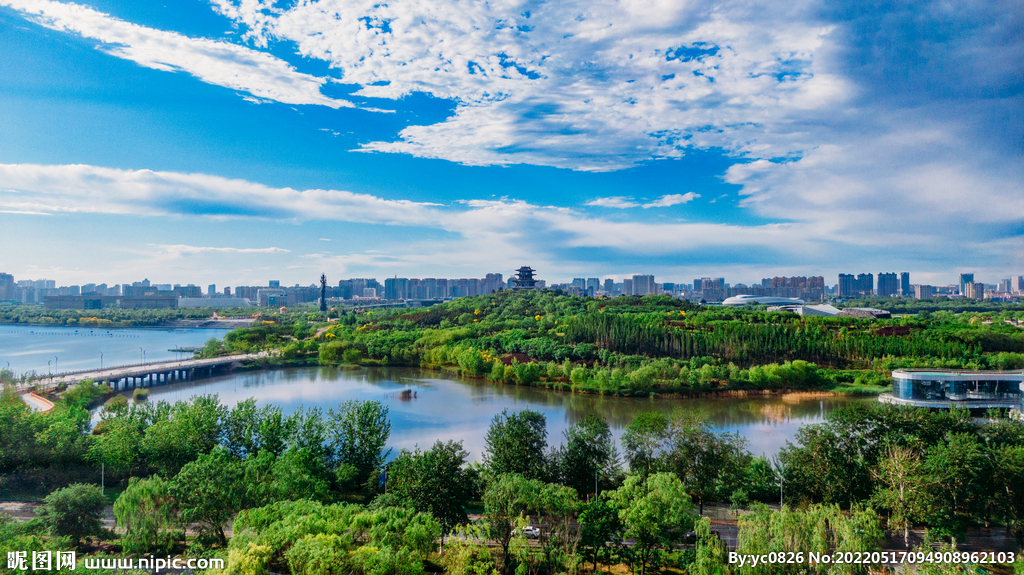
17,351 -> 272,394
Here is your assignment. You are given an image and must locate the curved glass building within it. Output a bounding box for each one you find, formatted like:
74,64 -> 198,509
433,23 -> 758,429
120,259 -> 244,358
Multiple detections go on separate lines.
880,369 -> 1024,409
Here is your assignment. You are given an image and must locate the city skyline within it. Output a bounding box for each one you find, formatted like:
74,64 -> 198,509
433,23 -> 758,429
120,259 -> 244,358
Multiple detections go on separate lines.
6,268 -> 1023,299
0,0 -> 1021,284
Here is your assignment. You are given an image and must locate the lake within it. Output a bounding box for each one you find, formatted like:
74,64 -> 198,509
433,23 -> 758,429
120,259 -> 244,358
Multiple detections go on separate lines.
0,325 -> 232,375
135,365 -> 873,461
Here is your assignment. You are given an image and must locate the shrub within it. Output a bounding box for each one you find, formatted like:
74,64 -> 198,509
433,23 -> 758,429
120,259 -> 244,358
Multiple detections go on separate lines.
36,483 -> 107,545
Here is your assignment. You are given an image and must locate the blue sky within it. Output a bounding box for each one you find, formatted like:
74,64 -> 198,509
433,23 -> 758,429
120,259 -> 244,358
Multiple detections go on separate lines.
0,0 -> 1021,288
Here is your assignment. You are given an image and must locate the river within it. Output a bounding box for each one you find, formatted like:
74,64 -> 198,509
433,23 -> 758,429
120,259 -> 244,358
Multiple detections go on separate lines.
0,325 -> 232,375
137,365 -> 873,460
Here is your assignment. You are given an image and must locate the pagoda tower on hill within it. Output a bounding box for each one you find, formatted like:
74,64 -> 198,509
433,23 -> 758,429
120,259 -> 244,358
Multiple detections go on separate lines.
512,266 -> 538,290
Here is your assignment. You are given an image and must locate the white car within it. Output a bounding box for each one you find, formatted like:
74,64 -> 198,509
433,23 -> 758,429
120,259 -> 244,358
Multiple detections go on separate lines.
517,526 -> 540,539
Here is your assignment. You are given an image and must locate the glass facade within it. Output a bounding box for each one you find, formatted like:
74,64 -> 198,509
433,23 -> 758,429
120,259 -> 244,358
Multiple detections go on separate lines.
891,375 -> 1023,402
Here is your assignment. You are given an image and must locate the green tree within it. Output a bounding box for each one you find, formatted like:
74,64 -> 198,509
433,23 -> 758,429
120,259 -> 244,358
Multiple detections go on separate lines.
578,498 -> 620,573
736,503 -> 883,575
551,413 -> 619,498
170,447 -> 245,545
442,524 -> 499,575
621,411 -> 668,476
328,400 -> 392,485
34,407 -> 93,468
0,389 -> 36,473
688,517 -> 728,575
140,395 -> 225,476
387,440 -> 473,531
35,483 -> 107,546
222,398 -> 262,459
483,409 -> 548,480
89,416 -> 144,477
663,412 -> 747,514
870,445 -> 930,548
609,472 -> 693,575
922,432 -> 988,542
113,475 -> 177,554
989,445 -> 1024,541
285,533 -> 351,575
482,474 -> 536,575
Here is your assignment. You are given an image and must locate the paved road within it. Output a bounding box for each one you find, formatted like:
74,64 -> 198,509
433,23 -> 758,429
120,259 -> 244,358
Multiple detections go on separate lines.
19,391 -> 54,413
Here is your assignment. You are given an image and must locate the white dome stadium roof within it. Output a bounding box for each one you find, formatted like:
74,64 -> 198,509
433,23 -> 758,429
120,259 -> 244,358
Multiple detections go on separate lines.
721,295 -> 805,306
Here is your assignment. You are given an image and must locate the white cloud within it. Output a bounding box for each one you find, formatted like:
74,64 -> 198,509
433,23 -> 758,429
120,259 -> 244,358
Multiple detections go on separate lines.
586,197 -> 640,209
587,193 -> 701,209
0,163 -> 440,226
148,244 -> 291,255
0,0 -> 352,108
202,0 -> 843,170
0,163 -> 828,264
5,162 -> 1017,272
2,161 -> 1018,285
643,193 -> 700,208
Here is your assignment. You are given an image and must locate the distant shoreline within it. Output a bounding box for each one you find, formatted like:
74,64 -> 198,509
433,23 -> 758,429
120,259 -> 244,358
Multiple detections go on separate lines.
0,319 -> 252,330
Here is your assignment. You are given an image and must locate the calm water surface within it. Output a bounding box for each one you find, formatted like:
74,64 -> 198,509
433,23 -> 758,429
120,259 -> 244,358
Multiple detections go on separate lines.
0,325 -> 231,375
139,366 -> 873,460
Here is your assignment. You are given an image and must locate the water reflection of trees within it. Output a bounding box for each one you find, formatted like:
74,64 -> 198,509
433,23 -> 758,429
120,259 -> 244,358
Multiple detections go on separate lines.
165,365 -> 870,433
349,366 -> 868,429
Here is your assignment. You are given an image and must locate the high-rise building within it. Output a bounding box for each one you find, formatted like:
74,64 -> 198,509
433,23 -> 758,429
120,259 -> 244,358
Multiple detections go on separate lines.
838,274 -> 856,297
633,275 -> 656,295
701,278 -> 724,291
877,273 -> 899,297
965,282 -> 985,300
224,287 -> 232,296
623,278 -> 634,295
899,272 -> 910,296
1016,276 -> 1024,294
571,278 -> 586,290
422,278 -> 439,299
958,273 -> 974,295
0,273 -> 13,301
997,279 -> 1011,293
482,273 -> 503,294
385,277 -> 409,299
693,278 -> 705,293
269,280 -> 280,288
856,273 -> 874,296
915,285 -> 934,299
604,279 -> 614,294
586,278 -> 600,296
208,284 -> 216,297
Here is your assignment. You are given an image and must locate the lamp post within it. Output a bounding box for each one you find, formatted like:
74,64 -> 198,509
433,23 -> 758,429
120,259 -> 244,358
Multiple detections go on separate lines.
48,359 -> 52,375
771,455 -> 785,507
54,356 -> 58,374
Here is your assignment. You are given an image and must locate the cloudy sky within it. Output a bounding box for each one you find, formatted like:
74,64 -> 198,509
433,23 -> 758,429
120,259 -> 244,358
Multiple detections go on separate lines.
0,0 -> 1020,288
